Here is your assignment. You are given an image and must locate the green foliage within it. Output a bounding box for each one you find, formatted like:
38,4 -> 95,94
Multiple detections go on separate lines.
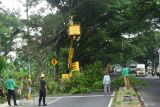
111,75 -> 148,90
111,76 -> 124,89
0,12 -> 20,55
83,61 -> 103,87
1,0 -> 159,96
91,81 -> 103,90
69,86 -> 90,94
61,72 -> 91,94
69,87 -> 79,94
0,96 -> 5,103
129,75 -> 148,88
60,61 -> 103,94
70,72 -> 88,87
47,81 -> 60,94
0,56 -> 6,73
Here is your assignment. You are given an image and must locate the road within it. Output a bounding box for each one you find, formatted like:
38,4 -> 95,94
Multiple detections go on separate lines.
5,92 -> 113,107
138,74 -> 160,107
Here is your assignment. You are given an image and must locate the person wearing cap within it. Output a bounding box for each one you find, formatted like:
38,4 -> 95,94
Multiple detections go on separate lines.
5,75 -> 18,106
39,74 -> 47,106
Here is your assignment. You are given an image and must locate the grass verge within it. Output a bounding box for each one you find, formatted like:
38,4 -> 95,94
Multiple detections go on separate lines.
111,87 -> 144,107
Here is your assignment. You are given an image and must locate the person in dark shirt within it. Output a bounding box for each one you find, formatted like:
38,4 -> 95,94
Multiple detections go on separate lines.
39,74 -> 47,106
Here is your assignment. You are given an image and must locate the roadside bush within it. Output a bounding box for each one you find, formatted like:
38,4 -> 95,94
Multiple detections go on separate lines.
91,81 -> 103,91
70,72 -> 88,88
83,61 -> 103,87
47,81 -> 60,94
0,96 -> 5,103
69,87 -> 78,94
0,56 -> 6,75
111,75 -> 148,90
61,72 -> 90,94
129,75 -> 148,89
79,87 -> 90,93
111,76 -> 124,89
69,87 -> 90,94
61,61 -> 104,94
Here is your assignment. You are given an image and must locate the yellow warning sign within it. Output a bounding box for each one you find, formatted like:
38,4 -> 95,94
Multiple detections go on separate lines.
51,58 -> 58,65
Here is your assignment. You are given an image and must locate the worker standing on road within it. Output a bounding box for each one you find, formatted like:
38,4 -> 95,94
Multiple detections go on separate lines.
39,74 -> 47,106
103,72 -> 111,95
122,65 -> 130,90
5,75 -> 19,106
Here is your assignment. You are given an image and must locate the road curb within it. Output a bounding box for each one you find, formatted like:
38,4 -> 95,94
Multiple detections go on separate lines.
108,91 -> 115,107
137,91 -> 146,107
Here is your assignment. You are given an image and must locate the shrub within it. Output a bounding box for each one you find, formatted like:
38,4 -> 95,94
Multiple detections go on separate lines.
69,72 -> 88,88
79,87 -> 90,93
129,75 -> 148,89
69,87 -> 79,94
61,72 -> 91,94
111,76 -> 124,89
111,75 -> 148,90
47,81 -> 60,94
61,61 -> 104,94
91,81 -> 103,90
0,96 -> 5,103
83,61 -> 103,87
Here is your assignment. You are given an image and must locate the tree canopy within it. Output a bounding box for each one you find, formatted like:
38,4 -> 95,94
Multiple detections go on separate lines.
0,0 -> 160,80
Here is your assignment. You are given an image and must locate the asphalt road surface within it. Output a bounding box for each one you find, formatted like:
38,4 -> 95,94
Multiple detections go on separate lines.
17,92 -> 113,107
138,74 -> 160,107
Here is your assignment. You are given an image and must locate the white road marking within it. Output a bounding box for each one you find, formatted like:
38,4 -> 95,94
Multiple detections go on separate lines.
48,97 -> 62,105
46,93 -> 114,105
32,94 -> 111,101
108,91 -> 115,107
46,94 -> 113,99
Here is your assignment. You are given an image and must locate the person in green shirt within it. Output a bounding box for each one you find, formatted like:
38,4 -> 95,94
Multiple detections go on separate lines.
5,75 -> 19,106
122,65 -> 130,90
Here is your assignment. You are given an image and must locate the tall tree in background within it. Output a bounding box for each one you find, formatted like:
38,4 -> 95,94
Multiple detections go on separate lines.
0,10 -> 20,56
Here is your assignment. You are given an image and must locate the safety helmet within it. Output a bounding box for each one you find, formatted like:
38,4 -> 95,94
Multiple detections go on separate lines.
41,74 -> 45,78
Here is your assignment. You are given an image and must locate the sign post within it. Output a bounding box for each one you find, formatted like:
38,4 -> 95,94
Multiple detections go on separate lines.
51,58 -> 58,81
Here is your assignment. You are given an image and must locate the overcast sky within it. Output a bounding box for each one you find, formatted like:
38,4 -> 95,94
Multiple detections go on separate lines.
0,0 -> 57,58
0,0 -> 55,19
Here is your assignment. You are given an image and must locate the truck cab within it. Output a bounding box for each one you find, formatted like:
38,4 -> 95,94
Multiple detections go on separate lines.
136,64 -> 146,76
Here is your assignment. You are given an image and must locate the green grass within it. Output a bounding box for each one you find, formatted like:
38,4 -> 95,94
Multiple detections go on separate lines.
0,97 -> 5,103
112,87 -> 140,107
